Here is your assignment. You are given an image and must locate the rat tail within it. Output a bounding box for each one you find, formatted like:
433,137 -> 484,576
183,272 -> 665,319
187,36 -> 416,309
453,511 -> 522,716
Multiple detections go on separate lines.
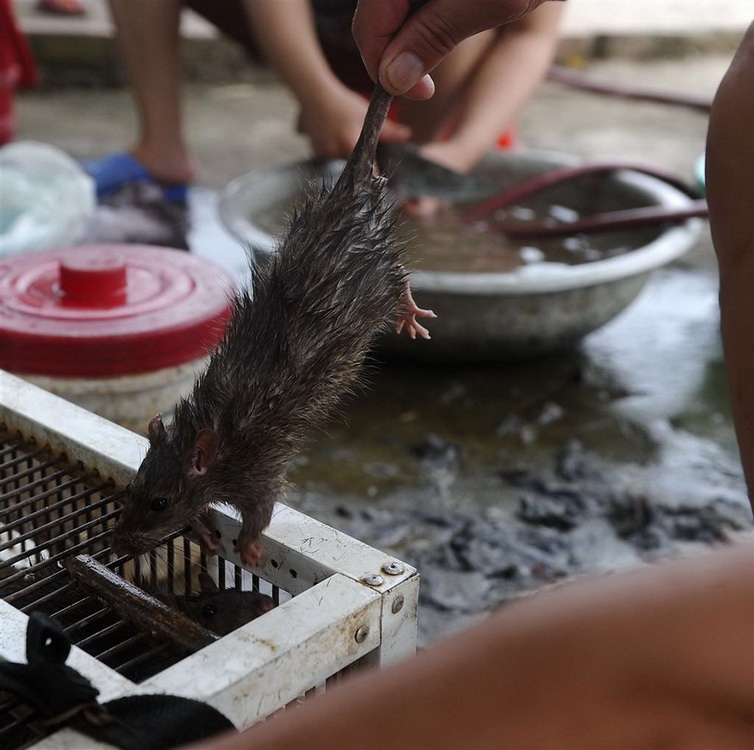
339,84 -> 393,186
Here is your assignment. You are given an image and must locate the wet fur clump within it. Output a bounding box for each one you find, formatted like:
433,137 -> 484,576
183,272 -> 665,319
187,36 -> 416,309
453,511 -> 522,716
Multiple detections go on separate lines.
114,87 -> 409,562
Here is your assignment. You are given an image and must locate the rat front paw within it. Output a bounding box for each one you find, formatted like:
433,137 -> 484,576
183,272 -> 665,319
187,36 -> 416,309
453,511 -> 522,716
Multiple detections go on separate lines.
190,514 -> 222,556
238,540 -> 263,568
199,533 -> 222,556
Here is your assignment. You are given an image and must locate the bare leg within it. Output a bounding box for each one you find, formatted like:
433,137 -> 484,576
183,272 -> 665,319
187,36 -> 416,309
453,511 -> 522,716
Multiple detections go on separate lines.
397,31 -> 497,146
706,22 -> 754,511
397,3 -> 563,173
108,0 -> 194,184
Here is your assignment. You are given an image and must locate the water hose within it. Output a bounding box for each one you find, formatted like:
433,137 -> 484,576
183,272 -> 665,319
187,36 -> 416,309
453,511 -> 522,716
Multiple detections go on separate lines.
547,65 -> 713,113
463,161 -> 707,237
496,199 -> 707,238
456,65 -> 712,236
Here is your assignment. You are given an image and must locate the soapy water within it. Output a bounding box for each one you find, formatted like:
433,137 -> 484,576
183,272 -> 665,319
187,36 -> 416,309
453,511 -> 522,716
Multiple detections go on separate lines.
249,191 -> 656,274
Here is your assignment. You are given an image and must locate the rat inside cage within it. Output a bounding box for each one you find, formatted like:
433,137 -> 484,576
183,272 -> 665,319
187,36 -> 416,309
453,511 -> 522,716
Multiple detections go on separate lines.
0,371 -> 419,750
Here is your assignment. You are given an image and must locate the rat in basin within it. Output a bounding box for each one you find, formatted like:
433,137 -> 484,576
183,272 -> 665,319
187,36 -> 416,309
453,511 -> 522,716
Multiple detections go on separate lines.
112,84 -> 434,566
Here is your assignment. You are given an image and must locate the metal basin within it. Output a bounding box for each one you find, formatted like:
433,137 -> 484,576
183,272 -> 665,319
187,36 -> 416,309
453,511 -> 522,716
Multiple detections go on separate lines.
219,151 -> 702,361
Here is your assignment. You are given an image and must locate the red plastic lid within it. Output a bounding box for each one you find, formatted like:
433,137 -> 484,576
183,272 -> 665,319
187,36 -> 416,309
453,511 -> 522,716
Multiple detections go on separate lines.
1,244 -> 234,377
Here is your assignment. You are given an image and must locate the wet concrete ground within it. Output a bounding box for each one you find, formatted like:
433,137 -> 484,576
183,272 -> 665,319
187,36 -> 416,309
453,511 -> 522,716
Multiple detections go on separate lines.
12,50 -> 754,644
286,264 -> 752,643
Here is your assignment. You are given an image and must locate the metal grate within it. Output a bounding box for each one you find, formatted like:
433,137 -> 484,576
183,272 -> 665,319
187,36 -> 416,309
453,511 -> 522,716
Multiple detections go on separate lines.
0,371 -> 419,750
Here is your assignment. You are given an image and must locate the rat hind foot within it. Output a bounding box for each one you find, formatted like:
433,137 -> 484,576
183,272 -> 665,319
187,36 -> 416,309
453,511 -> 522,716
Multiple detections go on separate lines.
397,278 -> 436,339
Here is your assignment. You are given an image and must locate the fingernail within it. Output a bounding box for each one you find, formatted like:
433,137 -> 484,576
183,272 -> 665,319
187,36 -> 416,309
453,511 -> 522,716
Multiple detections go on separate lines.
383,51 -> 425,94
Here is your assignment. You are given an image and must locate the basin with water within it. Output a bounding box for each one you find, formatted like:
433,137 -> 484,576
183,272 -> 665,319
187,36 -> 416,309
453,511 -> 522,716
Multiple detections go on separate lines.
219,150 -> 702,360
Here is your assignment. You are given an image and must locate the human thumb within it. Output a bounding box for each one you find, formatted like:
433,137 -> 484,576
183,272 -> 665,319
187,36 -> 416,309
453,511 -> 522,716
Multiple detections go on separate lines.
377,0 -> 541,98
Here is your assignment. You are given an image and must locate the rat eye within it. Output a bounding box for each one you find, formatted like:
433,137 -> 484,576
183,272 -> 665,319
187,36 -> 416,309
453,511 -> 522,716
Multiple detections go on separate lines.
151,497 -> 169,512
202,604 -> 218,619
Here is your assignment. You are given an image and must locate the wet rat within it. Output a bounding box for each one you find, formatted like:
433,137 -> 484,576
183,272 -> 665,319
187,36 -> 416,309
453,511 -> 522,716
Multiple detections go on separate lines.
112,84 -> 434,566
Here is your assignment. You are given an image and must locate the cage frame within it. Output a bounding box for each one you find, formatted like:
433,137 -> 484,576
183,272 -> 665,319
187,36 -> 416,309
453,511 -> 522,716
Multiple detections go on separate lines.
0,370 -> 419,748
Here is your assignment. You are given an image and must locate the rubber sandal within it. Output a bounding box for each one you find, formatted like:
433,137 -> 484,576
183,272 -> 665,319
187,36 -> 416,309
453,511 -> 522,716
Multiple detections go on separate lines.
81,152 -> 189,203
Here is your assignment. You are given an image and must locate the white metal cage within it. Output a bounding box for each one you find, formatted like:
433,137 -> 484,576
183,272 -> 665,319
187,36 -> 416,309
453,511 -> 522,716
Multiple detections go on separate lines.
0,370 -> 419,749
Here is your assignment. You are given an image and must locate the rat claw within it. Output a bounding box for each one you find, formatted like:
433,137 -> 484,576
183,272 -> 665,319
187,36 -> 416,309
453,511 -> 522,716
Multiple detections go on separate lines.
238,540 -> 263,568
412,320 -> 430,340
401,315 -> 432,340
201,539 -> 221,556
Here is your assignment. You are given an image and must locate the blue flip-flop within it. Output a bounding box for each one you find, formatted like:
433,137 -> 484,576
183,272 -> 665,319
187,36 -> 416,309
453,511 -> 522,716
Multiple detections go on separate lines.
82,152 -> 188,203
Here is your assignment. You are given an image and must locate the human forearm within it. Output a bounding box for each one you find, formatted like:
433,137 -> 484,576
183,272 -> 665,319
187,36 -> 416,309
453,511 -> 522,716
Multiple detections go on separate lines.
706,22 -> 754,508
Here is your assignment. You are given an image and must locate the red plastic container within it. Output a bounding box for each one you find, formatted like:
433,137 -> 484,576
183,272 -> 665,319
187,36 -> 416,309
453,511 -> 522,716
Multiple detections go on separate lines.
1,244 -> 234,430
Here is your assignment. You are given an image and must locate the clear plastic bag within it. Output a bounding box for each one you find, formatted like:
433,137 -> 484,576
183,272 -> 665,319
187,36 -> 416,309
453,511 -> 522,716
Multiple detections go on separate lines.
0,140 -> 95,256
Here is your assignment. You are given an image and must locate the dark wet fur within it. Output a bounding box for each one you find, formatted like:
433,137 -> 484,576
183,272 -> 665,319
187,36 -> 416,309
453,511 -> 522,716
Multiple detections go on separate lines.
167,578 -> 275,636
114,86 -> 406,554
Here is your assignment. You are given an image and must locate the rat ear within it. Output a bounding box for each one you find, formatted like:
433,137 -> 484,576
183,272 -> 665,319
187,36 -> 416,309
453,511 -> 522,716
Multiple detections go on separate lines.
190,429 -> 219,476
148,413 -> 166,444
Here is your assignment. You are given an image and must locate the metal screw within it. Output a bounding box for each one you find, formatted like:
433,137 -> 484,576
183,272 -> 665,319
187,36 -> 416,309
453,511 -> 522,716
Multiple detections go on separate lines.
354,625 -> 370,643
391,595 -> 405,614
381,562 -> 404,576
362,574 -> 384,587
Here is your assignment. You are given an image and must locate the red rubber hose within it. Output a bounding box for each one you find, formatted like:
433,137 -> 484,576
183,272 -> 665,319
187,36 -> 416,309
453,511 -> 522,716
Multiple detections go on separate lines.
547,66 -> 712,113
462,161 -> 706,236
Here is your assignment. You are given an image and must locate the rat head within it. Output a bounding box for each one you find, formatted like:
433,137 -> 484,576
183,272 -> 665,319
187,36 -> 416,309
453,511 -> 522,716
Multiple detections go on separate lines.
112,413 -> 220,556
178,573 -> 275,635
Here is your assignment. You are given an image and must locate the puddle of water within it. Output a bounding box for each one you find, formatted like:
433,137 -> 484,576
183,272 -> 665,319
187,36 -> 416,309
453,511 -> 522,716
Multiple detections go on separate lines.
284,264 -> 750,643
584,268 -> 725,426
276,267 -> 734,507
